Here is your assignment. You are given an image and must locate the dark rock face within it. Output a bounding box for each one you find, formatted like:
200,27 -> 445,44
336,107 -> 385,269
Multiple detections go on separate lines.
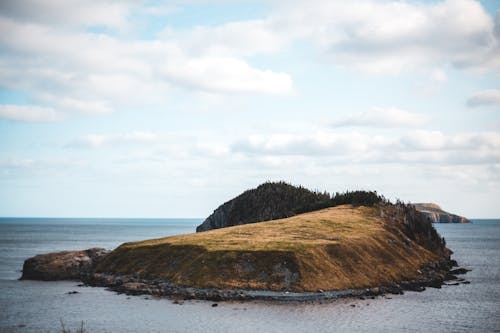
412,203 -> 470,223
196,182 -> 330,232
21,248 -> 110,281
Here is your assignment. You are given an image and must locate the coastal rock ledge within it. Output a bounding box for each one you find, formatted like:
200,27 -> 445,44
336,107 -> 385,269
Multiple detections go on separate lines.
21,248 -> 110,281
412,203 -> 470,223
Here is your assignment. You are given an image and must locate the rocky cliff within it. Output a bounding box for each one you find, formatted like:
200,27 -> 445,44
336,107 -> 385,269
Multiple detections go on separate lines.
412,203 -> 470,223
21,248 -> 110,280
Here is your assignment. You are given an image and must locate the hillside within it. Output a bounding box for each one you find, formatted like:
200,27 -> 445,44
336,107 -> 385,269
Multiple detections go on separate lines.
412,203 -> 470,223
95,204 -> 450,292
196,182 -> 381,232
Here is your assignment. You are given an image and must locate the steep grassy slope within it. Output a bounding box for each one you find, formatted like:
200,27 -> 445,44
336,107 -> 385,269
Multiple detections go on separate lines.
96,205 -> 443,292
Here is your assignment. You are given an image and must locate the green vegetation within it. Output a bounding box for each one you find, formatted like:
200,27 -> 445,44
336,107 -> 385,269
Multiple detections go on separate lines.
196,181 -> 387,232
295,189 -> 385,214
197,182 -> 445,255
196,181 -> 331,231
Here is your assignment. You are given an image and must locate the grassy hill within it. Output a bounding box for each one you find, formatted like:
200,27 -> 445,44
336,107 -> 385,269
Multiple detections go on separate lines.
196,181 -> 383,232
95,204 -> 444,292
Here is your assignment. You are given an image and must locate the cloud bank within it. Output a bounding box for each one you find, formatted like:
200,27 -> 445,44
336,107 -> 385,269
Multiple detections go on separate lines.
1,0 -> 499,118
0,104 -> 58,122
467,89 -> 500,107
331,108 -> 429,128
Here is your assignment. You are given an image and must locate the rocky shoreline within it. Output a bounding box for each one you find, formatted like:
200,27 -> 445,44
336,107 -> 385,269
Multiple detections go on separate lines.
20,248 -> 470,302
79,258 -> 470,302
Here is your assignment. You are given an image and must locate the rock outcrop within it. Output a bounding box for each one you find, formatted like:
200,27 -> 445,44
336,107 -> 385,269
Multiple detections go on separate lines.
21,247 -> 110,281
412,203 -> 470,223
196,182 -> 330,232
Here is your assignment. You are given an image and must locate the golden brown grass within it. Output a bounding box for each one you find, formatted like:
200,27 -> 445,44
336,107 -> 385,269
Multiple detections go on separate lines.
96,205 -> 439,292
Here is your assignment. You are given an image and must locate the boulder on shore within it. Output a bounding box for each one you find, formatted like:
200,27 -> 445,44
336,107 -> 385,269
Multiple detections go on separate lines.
21,248 -> 110,281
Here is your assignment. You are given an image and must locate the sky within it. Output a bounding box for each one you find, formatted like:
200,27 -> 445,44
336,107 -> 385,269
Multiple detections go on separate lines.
0,0 -> 499,218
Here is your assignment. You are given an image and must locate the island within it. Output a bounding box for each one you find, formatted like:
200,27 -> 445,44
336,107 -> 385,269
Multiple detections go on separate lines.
21,182 -> 470,301
412,203 -> 470,223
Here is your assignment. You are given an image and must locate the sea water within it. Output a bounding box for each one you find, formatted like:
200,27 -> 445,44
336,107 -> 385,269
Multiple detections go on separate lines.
0,218 -> 499,333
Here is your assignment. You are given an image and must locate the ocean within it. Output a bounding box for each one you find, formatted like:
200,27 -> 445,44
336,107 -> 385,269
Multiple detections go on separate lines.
0,218 -> 499,333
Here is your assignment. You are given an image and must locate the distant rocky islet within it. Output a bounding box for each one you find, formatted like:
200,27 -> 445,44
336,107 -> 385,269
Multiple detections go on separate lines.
412,203 -> 470,223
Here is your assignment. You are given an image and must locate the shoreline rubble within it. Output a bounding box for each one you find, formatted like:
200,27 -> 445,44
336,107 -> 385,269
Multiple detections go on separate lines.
78,257 -> 469,302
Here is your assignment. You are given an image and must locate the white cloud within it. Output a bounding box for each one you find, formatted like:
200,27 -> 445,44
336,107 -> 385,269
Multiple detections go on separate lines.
141,5 -> 177,17
0,104 -> 59,122
161,56 -> 292,95
0,0 -> 130,30
71,131 -> 160,148
401,130 -> 448,150
70,131 -> 235,163
233,131 -> 397,157
232,129 -> 500,165
163,19 -> 287,57
0,14 -> 293,120
194,142 -> 230,158
158,0 -> 500,75
0,0 -> 498,123
8,124 -> 498,217
430,69 -> 448,83
40,96 -> 113,114
0,158 -> 35,168
270,0 -> 499,74
467,89 -> 500,107
331,107 -> 429,128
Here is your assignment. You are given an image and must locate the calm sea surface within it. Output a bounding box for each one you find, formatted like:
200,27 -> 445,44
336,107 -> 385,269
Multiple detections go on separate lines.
0,218 -> 499,333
